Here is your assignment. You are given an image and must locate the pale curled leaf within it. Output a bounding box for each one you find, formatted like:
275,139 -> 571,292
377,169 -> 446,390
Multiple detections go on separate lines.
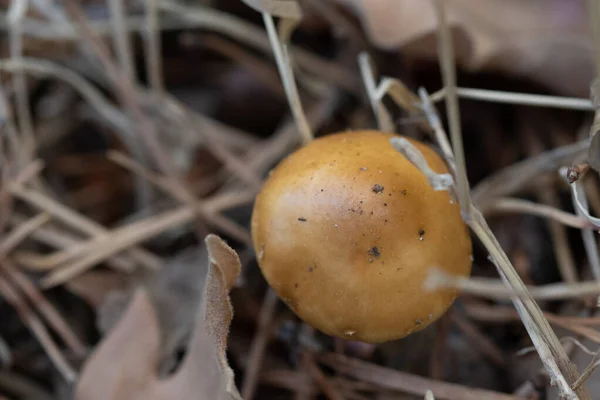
240,0 -> 303,19
75,235 -> 242,400
389,137 -> 454,191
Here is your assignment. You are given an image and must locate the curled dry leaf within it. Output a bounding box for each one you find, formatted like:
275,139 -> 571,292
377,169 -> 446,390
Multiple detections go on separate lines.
335,0 -> 593,96
75,234 -> 242,400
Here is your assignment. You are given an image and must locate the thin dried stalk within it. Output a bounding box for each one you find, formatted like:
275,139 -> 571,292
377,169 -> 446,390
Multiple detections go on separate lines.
469,208 -> 583,399
358,52 -> 393,132
144,0 -> 164,92
302,352 -> 345,400
40,190 -> 254,288
0,334 -> 10,367
158,0 -> 358,93
7,0 -> 34,145
262,13 -> 312,144
108,0 -> 135,82
0,275 -> 76,382
10,184 -> 161,270
484,197 -> 591,229
432,0 -> 470,217
107,150 -> 254,243
3,260 -> 86,356
321,354 -> 520,400
241,289 -> 279,400
9,214 -> 134,272
0,213 -> 49,257
429,87 -> 593,111
567,176 -> 600,280
472,139 -> 589,205
425,268 -> 600,301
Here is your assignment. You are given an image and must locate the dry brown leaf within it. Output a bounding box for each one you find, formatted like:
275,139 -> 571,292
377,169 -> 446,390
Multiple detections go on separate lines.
335,0 -> 593,96
75,234 -> 242,400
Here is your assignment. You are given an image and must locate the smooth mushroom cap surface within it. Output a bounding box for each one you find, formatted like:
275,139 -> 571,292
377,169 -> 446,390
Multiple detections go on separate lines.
251,130 -> 472,343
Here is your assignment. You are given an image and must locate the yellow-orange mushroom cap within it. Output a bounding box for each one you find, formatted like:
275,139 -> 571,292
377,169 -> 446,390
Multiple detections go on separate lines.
251,130 -> 472,343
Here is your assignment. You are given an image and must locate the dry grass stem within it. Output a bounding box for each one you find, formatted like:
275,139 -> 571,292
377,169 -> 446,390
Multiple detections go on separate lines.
472,139 -> 589,205
241,289 -> 279,400
9,214 -> 135,272
144,0 -> 164,92
432,0 -> 470,217
158,0 -> 359,93
484,197 -> 592,229
302,352 -> 346,400
7,0 -> 34,145
566,175 -> 600,280
3,260 -> 86,356
39,190 -> 254,288
108,0 -> 135,82
357,52 -> 394,132
429,87 -> 593,111
10,184 -> 161,270
107,150 -> 254,243
418,88 -> 456,170
389,137 -> 454,191
0,213 -> 49,258
262,13 -> 313,144
425,268 -> 600,301
321,354 -> 522,400
0,275 -> 76,382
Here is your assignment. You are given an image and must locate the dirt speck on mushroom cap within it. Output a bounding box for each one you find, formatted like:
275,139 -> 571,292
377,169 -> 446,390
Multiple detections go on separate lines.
251,130 -> 472,343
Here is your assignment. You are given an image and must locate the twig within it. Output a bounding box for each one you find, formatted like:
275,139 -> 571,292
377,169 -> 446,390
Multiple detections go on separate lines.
241,289 -> 279,400
0,275 -> 76,382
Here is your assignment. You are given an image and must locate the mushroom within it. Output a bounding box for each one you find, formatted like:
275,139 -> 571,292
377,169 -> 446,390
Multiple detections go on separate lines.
251,130 -> 472,343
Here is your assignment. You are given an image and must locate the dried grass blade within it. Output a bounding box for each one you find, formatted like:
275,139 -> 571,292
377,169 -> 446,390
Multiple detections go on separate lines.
0,275 -> 76,382
358,52 -> 393,132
